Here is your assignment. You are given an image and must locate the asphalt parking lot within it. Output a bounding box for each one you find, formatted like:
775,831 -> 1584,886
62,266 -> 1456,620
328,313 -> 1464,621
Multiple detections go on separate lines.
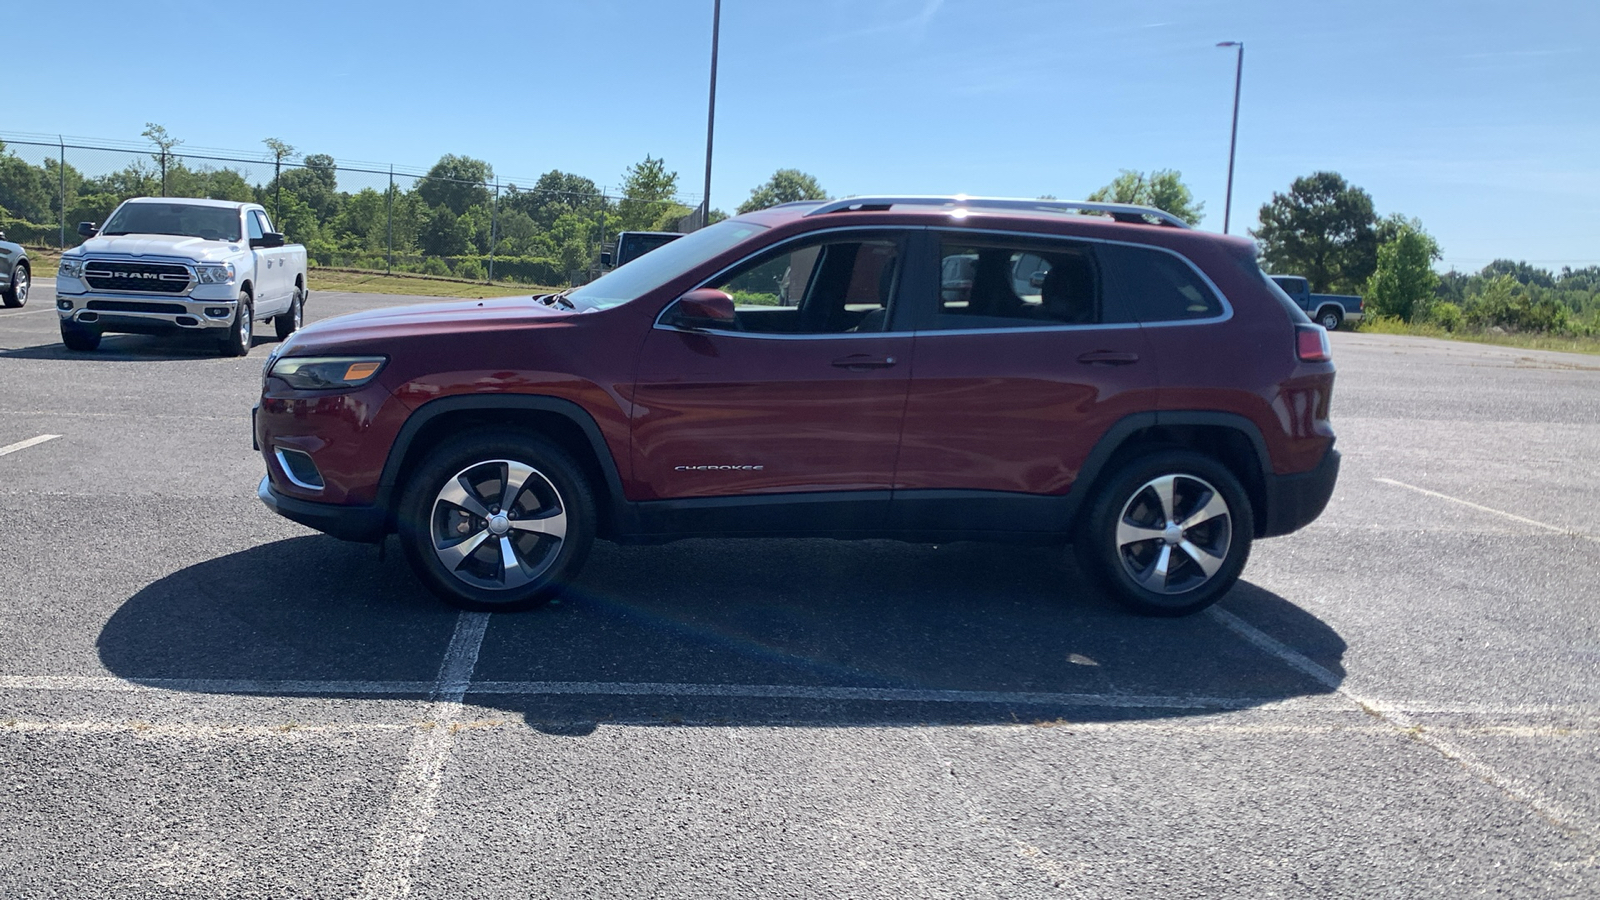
1,283 -> 1597,898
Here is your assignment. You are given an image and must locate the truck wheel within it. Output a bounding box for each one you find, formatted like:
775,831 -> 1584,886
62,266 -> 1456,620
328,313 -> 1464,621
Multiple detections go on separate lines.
1316,308 -> 1343,331
220,291 -> 253,357
2,262 -> 28,307
1075,450 -> 1253,617
397,430 -> 596,612
60,321 -> 101,351
274,286 -> 304,340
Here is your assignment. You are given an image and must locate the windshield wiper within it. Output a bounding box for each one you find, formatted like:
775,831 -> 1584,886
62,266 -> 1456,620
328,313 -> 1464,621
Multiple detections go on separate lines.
533,290 -> 575,310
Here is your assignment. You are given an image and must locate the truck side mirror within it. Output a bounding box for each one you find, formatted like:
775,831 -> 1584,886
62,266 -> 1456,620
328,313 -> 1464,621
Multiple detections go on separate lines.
599,251 -> 612,267
251,232 -> 286,249
663,288 -> 737,331
78,222 -> 98,238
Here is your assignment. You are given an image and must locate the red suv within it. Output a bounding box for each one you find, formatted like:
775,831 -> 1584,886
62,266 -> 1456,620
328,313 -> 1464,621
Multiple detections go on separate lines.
255,197 -> 1338,616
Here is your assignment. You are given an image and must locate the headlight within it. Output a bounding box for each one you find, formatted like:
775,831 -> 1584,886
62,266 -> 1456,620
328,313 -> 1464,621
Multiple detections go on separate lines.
58,258 -> 85,279
195,262 -> 235,284
268,356 -> 388,391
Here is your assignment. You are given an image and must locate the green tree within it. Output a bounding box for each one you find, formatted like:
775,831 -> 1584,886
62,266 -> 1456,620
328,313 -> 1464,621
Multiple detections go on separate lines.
0,152 -> 52,222
1252,172 -> 1378,293
141,123 -> 183,196
737,169 -> 827,214
418,155 -> 492,216
615,155 -> 680,232
508,170 -> 606,231
420,205 -> 472,256
1364,217 -> 1440,322
1086,169 -> 1204,225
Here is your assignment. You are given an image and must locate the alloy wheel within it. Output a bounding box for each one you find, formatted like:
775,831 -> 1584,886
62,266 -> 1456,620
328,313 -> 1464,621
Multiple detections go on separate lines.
429,459 -> 569,591
1114,473 -> 1232,595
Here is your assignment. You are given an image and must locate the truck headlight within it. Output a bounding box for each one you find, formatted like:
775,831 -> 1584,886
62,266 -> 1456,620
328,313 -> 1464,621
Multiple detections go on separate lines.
58,258 -> 85,279
195,262 -> 235,284
268,356 -> 388,390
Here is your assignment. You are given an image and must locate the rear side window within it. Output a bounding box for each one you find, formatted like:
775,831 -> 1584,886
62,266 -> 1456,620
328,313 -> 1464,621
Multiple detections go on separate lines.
929,237 -> 1129,329
1100,244 -> 1225,323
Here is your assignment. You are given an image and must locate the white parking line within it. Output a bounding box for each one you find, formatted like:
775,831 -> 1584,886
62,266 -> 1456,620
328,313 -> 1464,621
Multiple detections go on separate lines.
0,306 -> 54,318
357,611 -> 489,900
0,434 -> 61,457
1208,606 -> 1598,843
1376,476 -> 1596,542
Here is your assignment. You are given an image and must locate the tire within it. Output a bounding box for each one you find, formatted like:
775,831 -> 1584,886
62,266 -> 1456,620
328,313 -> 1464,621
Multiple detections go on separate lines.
2,262 -> 27,308
1075,450 -> 1253,617
220,291 -> 253,356
274,284 -> 304,340
60,320 -> 101,352
1317,308 -> 1342,331
397,430 -> 596,612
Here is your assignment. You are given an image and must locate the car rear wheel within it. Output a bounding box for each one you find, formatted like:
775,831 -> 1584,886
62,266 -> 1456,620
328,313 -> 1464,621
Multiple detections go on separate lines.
274,286 -> 304,340
220,291 -> 253,356
2,263 -> 27,307
397,430 -> 596,612
1076,450 -> 1253,617
1317,308 -> 1342,331
60,320 -> 101,351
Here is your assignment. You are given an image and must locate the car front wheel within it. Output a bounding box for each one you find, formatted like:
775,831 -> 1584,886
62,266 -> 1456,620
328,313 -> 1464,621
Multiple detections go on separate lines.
2,263 -> 28,308
220,291 -> 253,357
397,431 -> 596,612
1076,450 -> 1253,616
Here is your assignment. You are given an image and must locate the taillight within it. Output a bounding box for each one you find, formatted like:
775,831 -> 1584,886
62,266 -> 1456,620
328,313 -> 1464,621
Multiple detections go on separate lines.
1296,324 -> 1331,362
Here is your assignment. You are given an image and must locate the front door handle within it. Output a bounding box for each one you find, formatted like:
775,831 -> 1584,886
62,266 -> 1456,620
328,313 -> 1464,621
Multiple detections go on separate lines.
832,354 -> 898,371
1077,350 -> 1140,366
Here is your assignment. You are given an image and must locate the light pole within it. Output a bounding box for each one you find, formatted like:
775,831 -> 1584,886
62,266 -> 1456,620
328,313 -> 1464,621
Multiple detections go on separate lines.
701,0 -> 722,230
1217,40 -> 1244,234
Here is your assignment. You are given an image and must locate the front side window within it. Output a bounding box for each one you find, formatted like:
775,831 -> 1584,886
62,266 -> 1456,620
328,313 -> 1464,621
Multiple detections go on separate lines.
247,211 -> 265,241
254,210 -> 275,235
930,238 -> 1117,329
707,236 -> 902,335
568,219 -> 770,312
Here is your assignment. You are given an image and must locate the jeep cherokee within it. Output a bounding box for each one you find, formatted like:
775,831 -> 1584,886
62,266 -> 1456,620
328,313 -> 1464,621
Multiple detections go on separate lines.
255,196 -> 1339,616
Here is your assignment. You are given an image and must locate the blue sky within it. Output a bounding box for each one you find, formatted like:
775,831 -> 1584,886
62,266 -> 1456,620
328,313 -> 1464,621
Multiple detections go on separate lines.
7,0 -> 1597,271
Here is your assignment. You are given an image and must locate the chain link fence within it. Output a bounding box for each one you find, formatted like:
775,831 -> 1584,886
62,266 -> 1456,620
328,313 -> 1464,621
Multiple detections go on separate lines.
0,132 -> 705,287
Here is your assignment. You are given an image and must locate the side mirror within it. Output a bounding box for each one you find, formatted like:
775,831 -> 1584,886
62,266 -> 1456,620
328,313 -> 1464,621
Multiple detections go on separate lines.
599,251 -> 612,267
664,288 -> 737,330
251,232 -> 286,249
78,222 -> 99,238
0,231 -> 6,241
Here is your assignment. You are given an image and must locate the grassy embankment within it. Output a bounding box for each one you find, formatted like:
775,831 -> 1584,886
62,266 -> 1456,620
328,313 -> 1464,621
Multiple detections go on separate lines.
20,247 -> 547,300
1354,317 -> 1600,357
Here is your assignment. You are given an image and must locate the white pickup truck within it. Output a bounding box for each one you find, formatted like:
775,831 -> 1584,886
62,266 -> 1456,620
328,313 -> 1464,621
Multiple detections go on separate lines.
54,198 -> 308,355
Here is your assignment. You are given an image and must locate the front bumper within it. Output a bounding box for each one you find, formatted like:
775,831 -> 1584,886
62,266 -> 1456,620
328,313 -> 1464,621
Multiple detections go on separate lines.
258,476 -> 388,543
1259,445 -> 1341,538
56,290 -> 239,333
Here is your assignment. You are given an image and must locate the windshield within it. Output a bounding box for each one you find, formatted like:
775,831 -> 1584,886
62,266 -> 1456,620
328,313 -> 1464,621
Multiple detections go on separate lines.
568,219 -> 770,311
101,203 -> 242,242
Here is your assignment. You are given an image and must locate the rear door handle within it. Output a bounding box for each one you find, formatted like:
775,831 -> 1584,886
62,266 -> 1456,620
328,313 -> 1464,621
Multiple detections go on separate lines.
1077,350 -> 1140,365
832,354 -> 898,370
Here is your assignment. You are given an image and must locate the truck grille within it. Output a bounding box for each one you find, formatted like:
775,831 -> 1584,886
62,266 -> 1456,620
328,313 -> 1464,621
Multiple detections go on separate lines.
86,300 -> 189,315
83,261 -> 192,294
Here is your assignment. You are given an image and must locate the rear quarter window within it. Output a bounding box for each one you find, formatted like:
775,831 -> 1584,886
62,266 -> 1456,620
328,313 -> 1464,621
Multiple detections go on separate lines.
1099,243 -> 1225,323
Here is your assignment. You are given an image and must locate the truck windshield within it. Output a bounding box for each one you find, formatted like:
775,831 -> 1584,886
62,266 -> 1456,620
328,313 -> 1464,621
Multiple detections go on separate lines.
101,203 -> 242,242
566,220 -> 769,312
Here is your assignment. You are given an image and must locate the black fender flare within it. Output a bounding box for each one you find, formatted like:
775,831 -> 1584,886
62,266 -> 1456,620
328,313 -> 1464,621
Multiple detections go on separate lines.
376,394 -> 629,527
1066,410 -> 1274,525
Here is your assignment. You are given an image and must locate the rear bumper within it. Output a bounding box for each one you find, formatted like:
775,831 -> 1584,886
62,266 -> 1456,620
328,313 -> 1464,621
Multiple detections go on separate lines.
258,476 -> 387,543
1260,446 -> 1340,538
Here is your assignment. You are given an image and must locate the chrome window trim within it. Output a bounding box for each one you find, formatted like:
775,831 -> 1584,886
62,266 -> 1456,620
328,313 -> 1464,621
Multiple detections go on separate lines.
651,225 -> 922,341
927,227 -> 1234,329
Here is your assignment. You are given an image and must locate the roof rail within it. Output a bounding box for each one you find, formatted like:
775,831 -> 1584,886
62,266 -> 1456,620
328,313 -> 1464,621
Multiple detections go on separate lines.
802,195 -> 1192,228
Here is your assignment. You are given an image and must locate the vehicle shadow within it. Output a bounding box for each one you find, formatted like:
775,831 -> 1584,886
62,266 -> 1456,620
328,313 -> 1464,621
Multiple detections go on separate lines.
0,332 -> 277,361
97,536 -> 1347,730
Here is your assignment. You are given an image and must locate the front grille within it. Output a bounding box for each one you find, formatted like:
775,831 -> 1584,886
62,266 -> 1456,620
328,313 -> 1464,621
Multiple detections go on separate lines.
86,300 -> 189,315
83,261 -> 192,294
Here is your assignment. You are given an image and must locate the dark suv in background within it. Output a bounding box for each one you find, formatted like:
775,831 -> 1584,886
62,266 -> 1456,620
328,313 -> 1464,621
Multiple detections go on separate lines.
255,196 -> 1339,617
